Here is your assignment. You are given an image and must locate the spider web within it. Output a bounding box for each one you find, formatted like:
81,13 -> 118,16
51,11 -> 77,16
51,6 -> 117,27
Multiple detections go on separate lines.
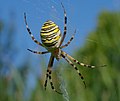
22,0 -> 76,49
22,0 -> 76,65
22,0 -> 75,100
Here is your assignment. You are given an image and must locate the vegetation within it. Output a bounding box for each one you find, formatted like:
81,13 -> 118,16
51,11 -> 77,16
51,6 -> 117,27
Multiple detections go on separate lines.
0,11 -> 120,101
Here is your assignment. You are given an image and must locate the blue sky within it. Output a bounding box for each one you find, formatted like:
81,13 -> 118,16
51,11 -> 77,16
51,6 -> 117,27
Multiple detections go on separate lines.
0,0 -> 120,67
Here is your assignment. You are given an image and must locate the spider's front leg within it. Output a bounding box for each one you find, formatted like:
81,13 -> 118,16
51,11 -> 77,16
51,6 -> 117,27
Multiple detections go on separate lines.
44,55 -> 62,94
62,51 -> 106,69
61,52 -> 86,88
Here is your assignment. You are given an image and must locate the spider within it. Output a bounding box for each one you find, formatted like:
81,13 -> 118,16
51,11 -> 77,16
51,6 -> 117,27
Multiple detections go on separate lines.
24,3 -> 106,94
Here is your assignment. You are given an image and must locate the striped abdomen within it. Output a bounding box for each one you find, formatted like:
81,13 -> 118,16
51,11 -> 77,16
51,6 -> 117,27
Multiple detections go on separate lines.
40,20 -> 61,49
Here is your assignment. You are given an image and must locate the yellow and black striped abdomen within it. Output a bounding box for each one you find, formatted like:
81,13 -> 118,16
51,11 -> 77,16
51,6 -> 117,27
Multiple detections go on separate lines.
40,20 -> 61,49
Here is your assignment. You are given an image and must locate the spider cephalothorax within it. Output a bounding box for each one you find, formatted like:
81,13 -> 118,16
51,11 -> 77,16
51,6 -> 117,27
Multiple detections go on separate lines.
24,3 -> 106,94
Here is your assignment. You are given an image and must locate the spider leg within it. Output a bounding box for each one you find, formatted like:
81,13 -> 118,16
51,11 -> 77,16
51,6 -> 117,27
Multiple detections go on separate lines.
44,69 -> 49,90
59,2 -> 67,46
27,49 -> 49,54
48,69 -> 62,94
61,52 -> 86,88
60,29 -> 76,49
24,13 -> 43,46
44,55 -> 62,94
62,51 -> 106,68
44,55 -> 54,90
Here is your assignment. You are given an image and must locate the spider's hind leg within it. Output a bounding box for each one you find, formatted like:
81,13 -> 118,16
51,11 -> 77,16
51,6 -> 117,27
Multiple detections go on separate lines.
59,2 -> 67,46
60,29 -> 76,49
27,49 -> 49,54
24,13 -> 43,46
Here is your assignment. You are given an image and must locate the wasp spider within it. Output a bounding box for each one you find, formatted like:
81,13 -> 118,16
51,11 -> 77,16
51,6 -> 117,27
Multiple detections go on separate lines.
24,3 -> 106,94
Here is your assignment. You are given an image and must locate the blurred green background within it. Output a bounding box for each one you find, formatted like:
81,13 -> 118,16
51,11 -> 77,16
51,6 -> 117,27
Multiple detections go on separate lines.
0,0 -> 120,101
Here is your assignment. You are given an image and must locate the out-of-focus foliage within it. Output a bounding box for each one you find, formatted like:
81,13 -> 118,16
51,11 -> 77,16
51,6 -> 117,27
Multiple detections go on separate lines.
0,17 -> 30,101
29,11 -> 120,101
58,11 -> 120,101
0,11 -> 120,101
